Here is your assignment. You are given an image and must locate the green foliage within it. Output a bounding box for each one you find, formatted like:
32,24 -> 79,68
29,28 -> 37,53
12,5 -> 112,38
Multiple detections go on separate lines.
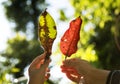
1,0 -> 56,83
59,9 -> 67,21
1,34 -> 44,78
3,0 -> 46,39
1,0 -> 120,83
69,0 -> 120,69
1,0 -> 48,83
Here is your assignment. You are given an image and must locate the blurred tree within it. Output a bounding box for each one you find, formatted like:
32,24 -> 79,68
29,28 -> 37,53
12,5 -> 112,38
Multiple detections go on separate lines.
68,0 -> 120,69
2,34 -> 43,77
1,0 -> 120,83
1,0 -> 53,83
3,0 -> 47,39
2,0 -> 45,77
0,0 -> 52,84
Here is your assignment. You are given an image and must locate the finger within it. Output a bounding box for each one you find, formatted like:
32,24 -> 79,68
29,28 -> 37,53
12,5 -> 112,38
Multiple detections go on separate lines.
62,58 -> 82,72
29,52 -> 47,71
61,65 -> 74,70
46,68 -> 50,72
61,67 -> 75,73
30,52 -> 47,66
61,65 -> 77,73
45,73 -> 50,80
63,59 -> 76,67
67,71 -> 81,82
66,73 -> 79,83
39,58 -> 51,70
61,66 -> 81,78
62,68 -> 80,76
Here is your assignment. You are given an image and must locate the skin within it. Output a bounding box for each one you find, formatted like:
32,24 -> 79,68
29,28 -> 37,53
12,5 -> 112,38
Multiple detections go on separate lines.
61,58 -> 110,84
28,52 -> 51,84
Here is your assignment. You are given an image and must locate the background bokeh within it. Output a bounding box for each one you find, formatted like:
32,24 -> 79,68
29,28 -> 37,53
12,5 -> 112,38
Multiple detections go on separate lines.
0,0 -> 120,84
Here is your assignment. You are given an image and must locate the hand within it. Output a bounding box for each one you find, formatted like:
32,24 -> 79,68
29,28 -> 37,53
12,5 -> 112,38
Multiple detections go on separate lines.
61,58 -> 85,83
28,52 -> 51,84
61,58 -> 110,84
61,65 -> 81,83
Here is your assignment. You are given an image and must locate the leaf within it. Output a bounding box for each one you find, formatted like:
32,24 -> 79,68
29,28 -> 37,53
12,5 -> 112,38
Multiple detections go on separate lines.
38,9 -> 57,60
60,16 -> 82,58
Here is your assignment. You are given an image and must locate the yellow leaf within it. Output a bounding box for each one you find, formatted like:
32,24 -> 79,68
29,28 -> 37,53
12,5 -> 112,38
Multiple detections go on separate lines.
38,9 -> 57,60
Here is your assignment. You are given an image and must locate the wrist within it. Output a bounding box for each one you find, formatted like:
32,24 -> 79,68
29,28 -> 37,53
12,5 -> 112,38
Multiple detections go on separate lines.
89,68 -> 110,84
28,78 -> 41,84
28,76 -> 45,84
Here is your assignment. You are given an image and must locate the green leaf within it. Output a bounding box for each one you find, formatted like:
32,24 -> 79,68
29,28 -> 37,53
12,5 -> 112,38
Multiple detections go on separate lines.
11,67 -> 20,72
38,9 -> 57,60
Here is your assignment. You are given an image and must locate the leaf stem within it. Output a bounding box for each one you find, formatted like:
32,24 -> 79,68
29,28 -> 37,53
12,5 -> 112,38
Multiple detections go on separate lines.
65,56 -> 67,60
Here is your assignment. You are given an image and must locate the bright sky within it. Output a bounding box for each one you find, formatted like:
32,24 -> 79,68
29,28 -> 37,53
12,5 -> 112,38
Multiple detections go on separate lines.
45,0 -> 75,83
0,0 -> 14,51
0,0 -> 74,51
46,0 -> 75,37
0,0 -> 75,83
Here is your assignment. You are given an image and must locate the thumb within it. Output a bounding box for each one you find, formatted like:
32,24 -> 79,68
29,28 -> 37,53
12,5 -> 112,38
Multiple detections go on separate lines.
39,59 -> 51,70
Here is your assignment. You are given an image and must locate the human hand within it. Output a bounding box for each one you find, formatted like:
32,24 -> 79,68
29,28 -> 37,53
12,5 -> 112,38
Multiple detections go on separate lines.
61,58 -> 89,83
61,58 -> 109,84
28,52 -> 51,84
61,65 -> 81,83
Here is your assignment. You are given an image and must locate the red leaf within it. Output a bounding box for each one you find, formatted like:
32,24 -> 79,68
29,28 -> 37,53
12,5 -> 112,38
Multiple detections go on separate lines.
60,16 -> 82,57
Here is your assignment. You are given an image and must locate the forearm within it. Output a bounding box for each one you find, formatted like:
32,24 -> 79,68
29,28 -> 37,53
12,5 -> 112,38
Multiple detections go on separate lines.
28,71 -> 46,84
28,76 -> 45,84
88,68 -> 110,84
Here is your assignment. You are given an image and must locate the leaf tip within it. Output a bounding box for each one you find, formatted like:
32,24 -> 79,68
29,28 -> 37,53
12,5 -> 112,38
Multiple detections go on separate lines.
44,8 -> 47,12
